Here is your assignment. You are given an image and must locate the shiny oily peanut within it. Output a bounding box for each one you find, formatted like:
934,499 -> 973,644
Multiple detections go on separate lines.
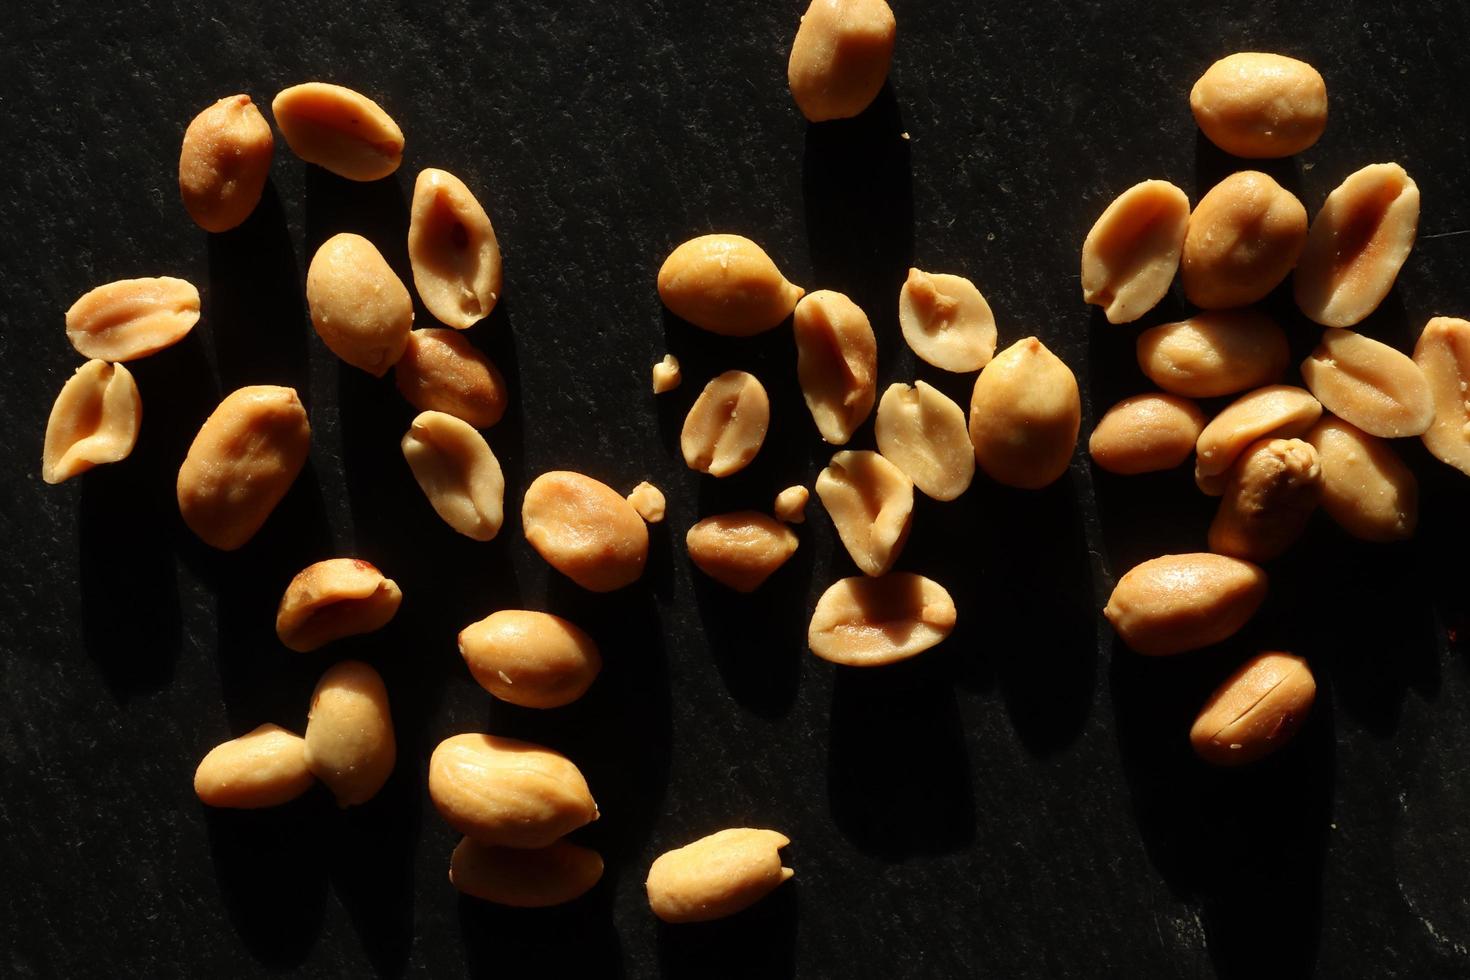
808,572 -> 957,666
522,471 -> 649,591
307,232 -> 413,376
793,290 -> 877,445
787,0 -> 896,122
680,370 -> 770,476
646,829 -> 793,924
451,838 -> 604,908
41,360 -> 141,484
1189,53 -> 1328,158
652,354 -> 682,394
408,168 -> 502,329
178,94 -> 274,232
1136,309 -> 1289,398
1307,417 -> 1417,542
1080,180 -> 1190,324
275,558 -> 403,653
1182,171 -> 1307,310
874,381 -> 975,500
657,234 -> 804,337
897,267 -> 997,372
1191,652 -> 1317,766
774,485 -> 809,523
303,661 -> 395,808
626,481 -> 666,523
1104,553 -> 1268,656
969,337 -> 1081,489
194,724 -> 315,809
458,610 -> 601,709
65,276 -> 200,362
271,82 -> 403,181
816,450 -> 914,576
402,411 -> 505,541
1414,316 -> 1470,475
1300,329 -> 1433,438
1208,438 -> 1322,562
394,328 -> 507,429
1194,384 -> 1322,486
428,733 -> 598,848
1088,393 -> 1205,476
686,511 -> 799,593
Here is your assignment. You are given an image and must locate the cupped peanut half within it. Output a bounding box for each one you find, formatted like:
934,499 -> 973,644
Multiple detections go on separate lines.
1414,316 -> 1470,475
408,168 -> 502,329
194,723 -> 315,809
646,828 -> 793,924
303,661 -> 396,808
307,232 -> 413,376
451,838 -> 604,908
429,733 -> 598,848
626,481 -> 666,523
1294,163 -> 1420,328
657,234 -> 804,337
275,559 -> 403,653
65,276 -> 200,362
1190,53 -> 1328,158
875,381 -> 975,499
1190,652 -> 1316,766
1136,309 -> 1289,398
1307,417 -> 1417,542
774,485 -> 809,523
271,82 -> 403,181
522,471 -> 649,591
394,328 -> 507,429
1194,384 -> 1321,491
898,267 -> 997,372
652,354 -> 682,394
808,572 -> 957,666
969,337 -> 1080,489
1182,171 -> 1307,310
42,360 -> 141,484
178,94 -> 274,232
177,385 -> 311,550
1080,180 -> 1190,324
686,511 -> 800,592
1207,438 -> 1322,562
794,290 -> 877,444
816,450 -> 914,576
1300,328 -> 1432,438
1088,393 -> 1205,476
681,370 -> 770,476
401,411 -> 506,541
1104,553 -> 1267,656
787,0 -> 896,122
458,609 -> 602,709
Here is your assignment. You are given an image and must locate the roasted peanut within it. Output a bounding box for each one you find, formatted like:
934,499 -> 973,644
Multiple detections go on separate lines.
874,381 -> 975,499
394,328 -> 507,429
794,290 -> 877,444
177,385 -> 311,550
65,277 -> 200,362
787,0 -> 896,122
897,267 -> 997,372
1413,316 -> 1470,475
1300,328 -> 1432,438
271,82 -> 403,181
646,829 -> 793,924
275,559 -> 403,653
686,512 -> 800,592
522,471 -> 649,591
652,354 -> 682,394
401,411 -> 505,541
1080,180 -> 1190,324
808,572 -> 956,666
1088,394 -> 1205,476
458,610 -> 601,709
681,370 -> 770,476
627,482 -> 666,523
774,485 -> 809,523
1190,652 -> 1316,766
408,168 -> 502,329
451,838 -> 604,907
1294,163 -> 1420,328
1181,171 -> 1307,309
1307,417 -> 1417,542
1136,309 -> 1289,398
178,94 -> 274,232
307,232 -> 413,376
969,337 -> 1080,489
1189,53 -> 1328,158
816,450 -> 914,576
303,661 -> 395,807
657,234 -> 804,336
1194,385 -> 1321,490
429,733 -> 598,848
41,360 -> 141,484
1208,438 -> 1322,562
194,724 -> 315,809
1104,553 -> 1267,656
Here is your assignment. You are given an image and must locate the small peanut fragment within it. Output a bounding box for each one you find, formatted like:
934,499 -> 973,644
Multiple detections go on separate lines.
394,328 -> 507,429
522,471 -> 649,591
1088,394 -> 1205,476
408,168 -> 502,329
969,337 -> 1081,489
1299,329 -> 1433,438
1208,438 -> 1322,562
307,232 -> 413,376
458,610 -> 601,709
787,0 -> 896,122
774,485 -> 809,523
1194,385 -> 1322,489
816,450 -> 914,576
178,94 -> 275,232
1190,652 -> 1316,766
1181,171 -> 1307,310
401,411 -> 505,541
271,82 -> 403,181
1189,53 -> 1328,158
429,733 -> 599,848
808,572 -> 956,666
1307,417 -> 1417,542
1104,553 -> 1268,656
680,371 -> 770,476
793,290 -> 877,444
657,234 -> 804,337
652,354 -> 682,394
627,482 -> 666,523
65,277 -> 200,362
1080,180 -> 1190,324
1136,309 -> 1289,398
897,267 -> 997,372
451,838 -> 604,907
646,828 -> 793,924
275,559 -> 403,653
686,512 -> 799,592
874,381 -> 975,500
1414,316 -> 1470,475
303,661 -> 395,808
41,360 -> 141,484
194,724 -> 315,809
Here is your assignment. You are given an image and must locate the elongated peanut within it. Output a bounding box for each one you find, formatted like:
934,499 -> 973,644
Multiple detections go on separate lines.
1300,328 -> 1432,438
1294,163 -> 1420,327
1414,316 -> 1470,475
1089,394 -> 1205,475
401,411 -> 505,541
627,482 -> 666,523
275,559 -> 403,653
1194,385 -> 1321,488
1189,53 -> 1328,158
1208,438 -> 1321,562
178,94 -> 274,232
686,512 -> 799,592
1104,553 -> 1267,656
808,572 -> 956,666
794,290 -> 877,444
652,354 -> 682,394
394,328 -> 507,429
303,661 -> 395,807
681,371 -> 770,476
969,337 -> 1080,489
429,733 -> 598,848
307,232 -> 413,376
774,485 -> 809,523
451,838 -> 604,907
816,450 -> 913,576
787,0 -> 896,122
271,82 -> 403,181
646,829 -> 793,923
1191,652 -> 1316,766
522,471 -> 649,591
458,610 -> 601,709
897,267 -> 997,372
194,724 -> 315,809
408,168 -> 502,329
41,360 -> 141,484
65,277 -> 200,362
1307,417 -> 1417,542
1081,180 -> 1190,324
657,235 -> 804,337
1136,309 -> 1289,398
874,381 -> 975,499
1182,171 -> 1307,309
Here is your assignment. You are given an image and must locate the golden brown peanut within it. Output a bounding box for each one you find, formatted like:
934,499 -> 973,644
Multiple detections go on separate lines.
787,0 -> 896,122
680,371 -> 770,476
177,385 -> 311,550
646,829 -> 793,924
41,360 -> 141,484
652,354 -> 682,394
1104,553 -> 1267,656
271,82 -> 403,181
1194,385 -> 1322,489
1088,394 -> 1205,476
401,411 -> 505,541
657,235 -> 804,337
303,661 -> 395,808
793,290 -> 877,444
1080,180 -> 1190,324
1307,417 -> 1417,541
178,94 -> 275,233
458,610 -> 601,709
1181,171 -> 1307,310
1189,53 -> 1328,158
1413,316 -> 1470,475
65,277 -> 200,362
394,328 -> 507,429
874,381 -> 975,500
307,232 -> 413,376
193,724 -> 315,809
627,482 -> 666,523
808,572 -> 956,666
1136,309 -> 1289,398
429,733 -> 598,848
275,559 -> 403,653
816,450 -> 914,576
1208,438 -> 1322,562
686,512 -> 800,592
774,485 -> 809,523
968,337 -> 1080,489
1190,652 -> 1316,766
897,268 -> 997,372
408,168 -> 502,329
1294,163 -> 1420,328
1299,329 -> 1432,438
522,471 -> 649,591
450,838 -> 604,907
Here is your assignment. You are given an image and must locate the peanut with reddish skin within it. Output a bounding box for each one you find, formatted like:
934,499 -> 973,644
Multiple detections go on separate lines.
394,328 -> 507,429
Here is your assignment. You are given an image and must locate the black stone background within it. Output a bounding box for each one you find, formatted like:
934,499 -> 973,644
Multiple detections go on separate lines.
2,0 -> 1469,977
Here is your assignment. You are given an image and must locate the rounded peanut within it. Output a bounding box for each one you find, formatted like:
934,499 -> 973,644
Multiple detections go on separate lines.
522,471 -> 649,591
194,724 -> 315,809
686,511 -> 800,593
459,610 -> 601,709
1181,171 -> 1307,310
1080,180 -> 1190,324
898,267 -> 997,372
1300,328 -> 1432,438
808,572 -> 957,666
1191,652 -> 1316,766
627,481 -> 666,523
1413,316 -> 1470,475
1189,53 -> 1328,158
1104,553 -> 1268,656
787,0 -> 896,122
1194,384 -> 1322,487
65,277 -> 200,362
451,838 -> 604,908
401,411 -> 505,541
874,381 -> 975,500
1306,417 -> 1417,542
794,290 -> 877,445
1208,438 -> 1322,562
428,733 -> 598,848
303,661 -> 395,808
646,828 -> 793,924
307,232 -> 413,376
652,354 -> 682,394
816,450 -> 914,576
394,328 -> 507,429
774,485 -> 809,523
1136,309 -> 1289,398
178,94 -> 275,233
42,360 -> 141,485
1088,394 -> 1205,476
271,82 -> 403,181
680,371 -> 770,477
408,168 -> 502,329
275,559 -> 403,653
657,235 -> 804,337
969,337 -> 1080,489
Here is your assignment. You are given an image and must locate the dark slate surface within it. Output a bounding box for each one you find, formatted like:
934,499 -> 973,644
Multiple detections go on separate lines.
3,1 -> 1470,977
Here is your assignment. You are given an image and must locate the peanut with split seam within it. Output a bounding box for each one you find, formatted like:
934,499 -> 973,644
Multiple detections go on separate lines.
1191,652 -> 1316,766
65,277 -> 200,362
681,370 -> 770,477
794,290 -> 877,445
42,360 -> 141,485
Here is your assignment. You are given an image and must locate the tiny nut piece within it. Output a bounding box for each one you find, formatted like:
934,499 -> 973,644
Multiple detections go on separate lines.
303,660 -> 396,808
178,94 -> 275,233
177,385 -> 311,550
1307,417 -> 1418,542
1294,163 -> 1420,328
774,485 -> 809,523
1136,309 -> 1289,398
522,471 -> 649,591
681,370 -> 771,477
1181,171 -> 1308,310
451,838 -> 604,908
793,290 -> 878,445
1414,316 -> 1470,475
652,354 -> 682,394
1088,393 -> 1206,476
194,723 -> 315,809
686,511 -> 800,593
1207,438 -> 1322,562
808,572 -> 957,667
307,232 -> 413,376
1189,53 -> 1328,158
401,411 -> 506,541
42,360 -> 142,485
1080,180 -> 1190,324
1300,328 -> 1433,438
429,733 -> 599,848
627,482 -> 666,523
1190,652 -> 1317,766
408,168 -> 502,330
275,558 -> 403,653
787,0 -> 896,122
898,267 -> 997,373
394,328 -> 508,429
271,82 -> 404,181
458,610 -> 602,709
816,450 -> 914,577
969,337 -> 1081,489
657,234 -> 804,337
646,828 -> 793,924
65,276 -> 200,362
875,381 -> 975,500
1194,384 -> 1322,490
1104,553 -> 1268,656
